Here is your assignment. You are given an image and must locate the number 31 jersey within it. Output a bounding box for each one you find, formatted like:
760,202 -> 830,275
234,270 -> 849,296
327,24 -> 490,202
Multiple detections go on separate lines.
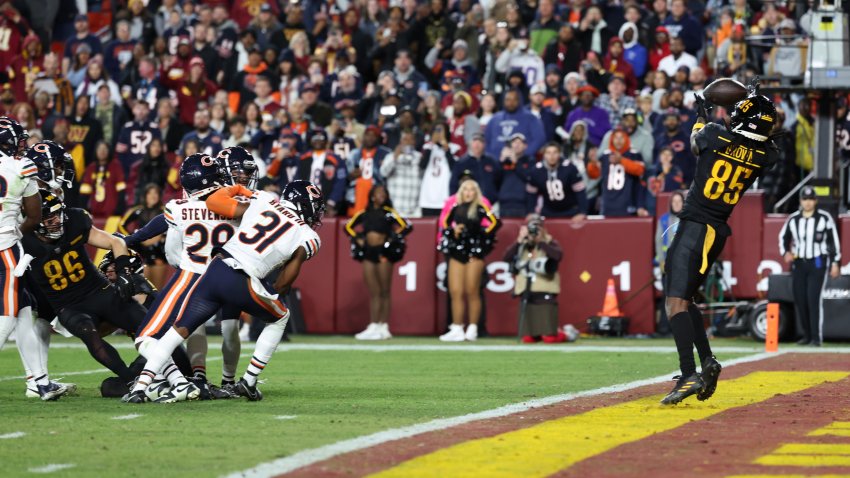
164,197 -> 241,274
680,123 -> 778,231
222,190 -> 320,280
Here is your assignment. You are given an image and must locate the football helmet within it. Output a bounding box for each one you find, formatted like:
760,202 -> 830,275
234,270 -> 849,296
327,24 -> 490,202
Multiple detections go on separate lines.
0,116 -> 28,158
37,189 -> 65,240
730,94 -> 776,142
25,141 -> 75,189
179,153 -> 222,196
280,180 -> 325,228
217,146 -> 258,190
98,250 -> 144,276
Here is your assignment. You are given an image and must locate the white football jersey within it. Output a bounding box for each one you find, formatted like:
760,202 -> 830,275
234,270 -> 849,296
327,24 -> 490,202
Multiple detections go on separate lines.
164,196 -> 241,274
0,152 -> 38,250
223,190 -> 320,280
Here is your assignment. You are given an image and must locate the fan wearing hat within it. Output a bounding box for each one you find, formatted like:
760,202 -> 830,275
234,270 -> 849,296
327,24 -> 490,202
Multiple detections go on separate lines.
564,85 -> 611,145
767,18 -> 806,77
160,56 -> 218,126
294,130 -> 347,217
528,84 -> 557,142
588,129 -> 647,217
779,186 -> 841,347
8,34 -> 45,101
495,29 -> 545,89
597,75 -> 637,130
62,13 -> 104,75
649,26 -> 671,72
448,91 -> 481,157
231,46 -> 276,113
496,132 -> 536,218
599,108 -> 653,165
425,38 -> 481,94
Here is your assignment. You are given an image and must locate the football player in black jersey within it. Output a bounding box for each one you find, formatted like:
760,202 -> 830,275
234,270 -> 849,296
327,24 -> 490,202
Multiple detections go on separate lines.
661,81 -> 779,405
21,191 -> 149,384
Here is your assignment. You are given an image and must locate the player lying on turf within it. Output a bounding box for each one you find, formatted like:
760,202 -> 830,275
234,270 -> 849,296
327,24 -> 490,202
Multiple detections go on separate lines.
124,180 -> 324,403
661,79 -> 779,405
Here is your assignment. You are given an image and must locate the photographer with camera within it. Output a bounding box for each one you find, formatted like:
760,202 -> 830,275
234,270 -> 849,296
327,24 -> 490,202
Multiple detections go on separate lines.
503,215 -> 566,343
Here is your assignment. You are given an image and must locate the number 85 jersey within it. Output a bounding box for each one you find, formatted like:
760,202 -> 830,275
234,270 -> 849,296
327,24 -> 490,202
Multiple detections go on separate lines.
679,122 -> 778,231
164,197 -> 241,274
222,190 -> 320,280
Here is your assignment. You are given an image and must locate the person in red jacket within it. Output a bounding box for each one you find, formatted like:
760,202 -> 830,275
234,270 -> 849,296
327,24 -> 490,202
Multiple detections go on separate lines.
161,57 -> 218,127
79,141 -> 127,220
602,37 -> 637,95
7,33 -> 44,100
649,26 -> 671,73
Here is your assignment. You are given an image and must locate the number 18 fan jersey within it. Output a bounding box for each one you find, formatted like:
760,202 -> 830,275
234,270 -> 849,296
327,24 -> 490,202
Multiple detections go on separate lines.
680,123 -> 778,232
0,153 -> 38,250
222,190 -> 320,280
164,196 -> 241,274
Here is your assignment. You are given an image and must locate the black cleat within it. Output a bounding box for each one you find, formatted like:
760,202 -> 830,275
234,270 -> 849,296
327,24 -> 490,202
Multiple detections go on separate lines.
697,356 -> 722,401
660,373 -> 704,405
236,378 -> 263,401
188,377 -> 213,400
209,383 -> 238,399
122,390 -> 149,404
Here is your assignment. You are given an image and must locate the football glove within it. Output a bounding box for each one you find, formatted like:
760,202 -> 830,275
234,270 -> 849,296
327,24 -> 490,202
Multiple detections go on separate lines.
694,93 -> 711,120
113,255 -> 137,300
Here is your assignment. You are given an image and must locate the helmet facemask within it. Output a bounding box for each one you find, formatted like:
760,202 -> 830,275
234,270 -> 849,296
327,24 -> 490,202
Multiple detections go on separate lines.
37,154 -> 75,190
38,208 -> 65,240
225,159 -> 258,190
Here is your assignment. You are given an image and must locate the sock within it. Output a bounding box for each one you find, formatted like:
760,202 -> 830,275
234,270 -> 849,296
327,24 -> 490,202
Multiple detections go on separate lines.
242,315 -> 287,386
15,308 -> 48,384
669,311 -> 697,376
34,317 -> 51,370
162,360 -> 188,387
131,328 -> 185,393
220,319 -> 241,384
688,304 -> 713,364
0,314 -> 17,350
186,326 -> 208,378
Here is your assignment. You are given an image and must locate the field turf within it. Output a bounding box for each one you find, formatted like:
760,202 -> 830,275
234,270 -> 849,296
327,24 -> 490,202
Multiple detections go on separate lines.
0,335 -> 773,477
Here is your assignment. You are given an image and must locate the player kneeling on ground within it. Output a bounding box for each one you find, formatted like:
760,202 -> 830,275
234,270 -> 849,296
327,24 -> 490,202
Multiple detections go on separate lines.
124,180 -> 324,403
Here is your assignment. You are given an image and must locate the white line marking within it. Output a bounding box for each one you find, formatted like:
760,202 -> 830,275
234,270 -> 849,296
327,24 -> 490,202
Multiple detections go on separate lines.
0,432 -> 25,439
28,464 -> 75,474
111,414 -> 142,420
225,351 -> 780,478
275,415 -> 297,420
273,344 -> 780,354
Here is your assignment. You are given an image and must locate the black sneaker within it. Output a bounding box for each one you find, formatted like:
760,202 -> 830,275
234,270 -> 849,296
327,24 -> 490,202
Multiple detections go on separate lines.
697,356 -> 722,401
122,390 -> 149,404
236,378 -> 263,401
660,373 -> 704,405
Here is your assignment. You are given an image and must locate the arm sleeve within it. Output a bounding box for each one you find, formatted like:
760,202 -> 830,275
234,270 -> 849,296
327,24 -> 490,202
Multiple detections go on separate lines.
481,204 -> 500,235
379,153 -> 396,177
502,242 -> 520,263
123,213 -> 168,246
538,239 -> 563,263
621,157 -> 646,177
778,216 -> 793,256
344,211 -> 364,238
386,207 -> 413,236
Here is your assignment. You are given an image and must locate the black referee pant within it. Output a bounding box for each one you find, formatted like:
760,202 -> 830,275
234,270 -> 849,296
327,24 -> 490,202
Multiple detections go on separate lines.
791,258 -> 828,344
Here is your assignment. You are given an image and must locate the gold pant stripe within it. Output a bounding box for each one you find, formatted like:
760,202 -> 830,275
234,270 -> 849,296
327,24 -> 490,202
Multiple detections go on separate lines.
700,224 -> 716,274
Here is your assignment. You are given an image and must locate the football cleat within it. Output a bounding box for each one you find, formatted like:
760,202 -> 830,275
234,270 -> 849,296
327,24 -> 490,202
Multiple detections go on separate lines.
189,377 -> 213,400
660,373 -> 704,405
697,356 -> 722,401
36,382 -> 68,401
209,383 -> 238,399
144,378 -> 172,402
122,390 -> 149,404
236,378 -> 263,401
27,380 -> 77,398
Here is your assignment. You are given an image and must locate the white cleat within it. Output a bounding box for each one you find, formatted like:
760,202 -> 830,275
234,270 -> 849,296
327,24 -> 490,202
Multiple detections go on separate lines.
26,380 -> 76,398
355,323 -> 382,340
144,379 -> 171,402
464,323 -> 478,341
439,324 -> 466,342
155,382 -> 201,403
378,323 -> 392,340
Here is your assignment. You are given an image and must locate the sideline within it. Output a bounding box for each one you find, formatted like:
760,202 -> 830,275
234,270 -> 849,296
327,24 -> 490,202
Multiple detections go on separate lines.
224,351 -> 780,478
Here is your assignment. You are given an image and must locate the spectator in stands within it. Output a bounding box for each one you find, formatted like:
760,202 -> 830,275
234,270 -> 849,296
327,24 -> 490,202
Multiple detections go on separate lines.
794,97 -> 815,173
75,57 -> 122,108
504,215 -> 565,343
565,85 -> 611,146
649,146 -> 685,197
656,190 -> 684,283
297,130 -> 346,217
104,20 -> 137,81
619,22 -> 648,81
181,109 -> 224,157
93,84 -> 126,148
531,0 -> 561,54
128,137 -> 169,206
521,142 -> 588,219
600,108 -> 654,165
80,141 -> 126,220
7,33 -> 43,101
69,95 -> 104,166
348,126 -> 391,215
597,76 -> 637,130
32,90 -> 59,139
649,26 -> 671,73
654,109 -> 696,184
477,93 -> 497,128
125,0 -> 156,47
63,14 -> 103,75
448,92 -> 480,157
528,84 -> 557,142
223,116 -> 251,150
380,131 -> 423,218
426,39 -> 480,94
497,133 -> 535,218
155,98 -> 184,154
542,25 -> 583,78
31,53 -> 74,118
658,36 -> 697,78
392,49 -> 428,108
768,18 -> 807,78
602,38 -> 637,95
495,29 -> 545,89
484,89 -> 545,161
249,4 -> 282,52
120,183 -> 168,290
301,83 -> 333,128
664,0 -> 703,56
578,5 -> 613,56
716,23 -> 759,76
231,47 -> 273,112
419,123 -> 457,217
588,130 -> 648,217
452,133 -> 500,203
163,57 -> 218,126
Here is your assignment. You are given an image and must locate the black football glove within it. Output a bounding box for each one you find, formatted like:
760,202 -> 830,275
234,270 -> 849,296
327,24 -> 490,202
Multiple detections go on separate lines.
113,255 -> 137,300
694,93 -> 711,120
747,75 -> 761,96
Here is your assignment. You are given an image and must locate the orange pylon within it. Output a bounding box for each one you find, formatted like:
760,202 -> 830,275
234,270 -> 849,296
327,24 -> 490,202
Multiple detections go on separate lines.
598,278 -> 624,317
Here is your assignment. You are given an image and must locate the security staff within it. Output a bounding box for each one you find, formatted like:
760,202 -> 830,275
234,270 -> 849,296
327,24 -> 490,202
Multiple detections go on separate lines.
779,186 -> 841,346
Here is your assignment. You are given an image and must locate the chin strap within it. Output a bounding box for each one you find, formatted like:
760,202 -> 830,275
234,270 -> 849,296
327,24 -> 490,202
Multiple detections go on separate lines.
731,123 -> 768,142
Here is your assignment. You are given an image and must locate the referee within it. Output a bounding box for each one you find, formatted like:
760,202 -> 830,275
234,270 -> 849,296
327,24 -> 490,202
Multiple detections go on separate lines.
779,186 -> 841,346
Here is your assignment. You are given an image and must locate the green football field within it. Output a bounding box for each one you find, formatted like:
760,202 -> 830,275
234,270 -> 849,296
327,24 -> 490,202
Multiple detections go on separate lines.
0,335 -> 783,477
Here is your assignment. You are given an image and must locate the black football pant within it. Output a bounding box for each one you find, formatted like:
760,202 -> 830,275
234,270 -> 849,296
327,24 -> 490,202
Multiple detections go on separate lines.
792,258 -> 827,344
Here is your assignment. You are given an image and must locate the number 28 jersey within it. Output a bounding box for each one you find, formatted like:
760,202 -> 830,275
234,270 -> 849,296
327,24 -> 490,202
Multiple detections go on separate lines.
680,123 -> 778,232
222,191 -> 320,280
164,197 -> 241,275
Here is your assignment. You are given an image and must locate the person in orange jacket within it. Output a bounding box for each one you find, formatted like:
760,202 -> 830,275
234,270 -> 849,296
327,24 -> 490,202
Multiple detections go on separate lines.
587,129 -> 648,217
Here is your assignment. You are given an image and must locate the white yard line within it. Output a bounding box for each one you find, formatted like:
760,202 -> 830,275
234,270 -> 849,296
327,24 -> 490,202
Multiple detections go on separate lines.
225,351 -> 782,478
28,464 -> 75,474
275,344 -> 767,353
0,432 -> 26,439
274,415 -> 297,420
111,414 -> 142,420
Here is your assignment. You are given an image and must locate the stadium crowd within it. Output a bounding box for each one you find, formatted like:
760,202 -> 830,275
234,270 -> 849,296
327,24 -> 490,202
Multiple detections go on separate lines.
1,0 -> 841,228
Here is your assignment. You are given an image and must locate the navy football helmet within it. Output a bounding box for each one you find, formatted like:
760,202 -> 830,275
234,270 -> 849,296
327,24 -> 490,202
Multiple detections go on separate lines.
281,180 -> 325,228
37,189 -> 65,240
180,153 -> 223,196
217,146 -> 258,190
25,141 -> 74,190
730,94 -> 777,142
0,116 -> 28,158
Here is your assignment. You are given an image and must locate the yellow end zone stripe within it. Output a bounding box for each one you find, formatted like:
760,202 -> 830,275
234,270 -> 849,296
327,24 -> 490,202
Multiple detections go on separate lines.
371,372 -> 847,478
728,475 -> 850,478
755,454 -> 850,466
809,422 -> 850,437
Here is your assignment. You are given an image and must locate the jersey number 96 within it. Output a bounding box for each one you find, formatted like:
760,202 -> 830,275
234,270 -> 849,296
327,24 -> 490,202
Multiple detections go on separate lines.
703,160 -> 753,206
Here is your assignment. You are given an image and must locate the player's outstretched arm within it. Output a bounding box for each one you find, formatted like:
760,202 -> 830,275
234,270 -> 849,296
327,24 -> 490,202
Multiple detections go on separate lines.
88,226 -> 130,256
206,185 -> 253,219
273,247 -> 307,296
20,192 -> 42,235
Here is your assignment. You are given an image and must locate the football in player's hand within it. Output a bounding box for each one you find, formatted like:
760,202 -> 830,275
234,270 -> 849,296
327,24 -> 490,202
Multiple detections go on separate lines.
703,78 -> 748,107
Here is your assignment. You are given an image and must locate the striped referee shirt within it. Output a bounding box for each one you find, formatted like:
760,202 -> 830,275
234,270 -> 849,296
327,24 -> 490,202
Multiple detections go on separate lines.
779,209 -> 841,262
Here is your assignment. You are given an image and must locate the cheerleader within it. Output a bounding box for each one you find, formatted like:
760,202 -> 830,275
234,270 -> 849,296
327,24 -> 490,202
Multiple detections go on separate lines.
439,179 -> 501,342
345,184 -> 413,340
